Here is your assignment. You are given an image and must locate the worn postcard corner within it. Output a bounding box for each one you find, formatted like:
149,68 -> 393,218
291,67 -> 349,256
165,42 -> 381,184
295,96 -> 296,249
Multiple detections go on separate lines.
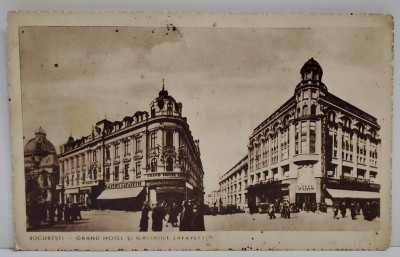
7,11 -> 393,251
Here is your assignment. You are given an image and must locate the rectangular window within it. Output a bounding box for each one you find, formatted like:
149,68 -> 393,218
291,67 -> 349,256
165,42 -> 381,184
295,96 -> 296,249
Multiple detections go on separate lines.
82,173 -> 86,182
77,174 -> 80,185
135,138 -> 141,152
106,146 -> 110,159
301,122 -> 308,153
124,141 -> 129,155
124,164 -> 130,180
166,131 -> 174,147
105,167 -> 110,182
114,166 -> 119,181
115,144 -> 119,157
310,124 -> 316,153
136,162 -> 141,177
151,131 -> 157,148
82,154 -> 85,164
71,175 -> 74,186
93,150 -> 97,162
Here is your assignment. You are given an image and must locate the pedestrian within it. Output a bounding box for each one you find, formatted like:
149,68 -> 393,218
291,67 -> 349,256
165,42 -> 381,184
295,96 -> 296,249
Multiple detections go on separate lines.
268,203 -> 276,219
191,200 -> 205,231
139,202 -> 150,232
152,201 -> 165,231
356,201 -> 361,215
350,201 -> 357,220
333,201 -> 339,219
180,200 -> 193,231
57,203 -> 63,223
340,201 -> 347,218
363,201 -> 372,221
167,202 -> 179,227
64,204 -> 73,224
48,202 -> 55,225
302,202 -> 306,212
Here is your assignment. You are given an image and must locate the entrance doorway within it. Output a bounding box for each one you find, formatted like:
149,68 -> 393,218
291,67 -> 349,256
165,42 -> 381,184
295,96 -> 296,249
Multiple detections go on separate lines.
296,193 -> 316,210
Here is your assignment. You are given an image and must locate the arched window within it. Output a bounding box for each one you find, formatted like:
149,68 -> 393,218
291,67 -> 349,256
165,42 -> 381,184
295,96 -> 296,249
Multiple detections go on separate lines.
151,158 -> 157,172
151,106 -> 155,117
166,157 -> 174,171
311,105 -> 317,116
297,107 -> 301,117
302,105 -> 308,116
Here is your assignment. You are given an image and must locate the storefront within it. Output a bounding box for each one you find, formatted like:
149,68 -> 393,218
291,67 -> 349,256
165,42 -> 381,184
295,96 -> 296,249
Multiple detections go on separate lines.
97,182 -> 146,211
246,179 -> 290,207
146,179 -> 187,205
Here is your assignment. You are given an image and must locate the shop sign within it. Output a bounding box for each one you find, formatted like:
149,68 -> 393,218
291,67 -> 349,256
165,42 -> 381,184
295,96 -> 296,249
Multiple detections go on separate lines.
297,184 -> 315,191
147,180 -> 184,187
106,181 -> 140,189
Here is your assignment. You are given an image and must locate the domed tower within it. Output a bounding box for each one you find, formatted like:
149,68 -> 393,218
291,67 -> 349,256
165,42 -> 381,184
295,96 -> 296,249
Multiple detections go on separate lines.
294,58 -> 327,120
24,127 -> 59,227
24,127 -> 57,172
149,81 -> 182,118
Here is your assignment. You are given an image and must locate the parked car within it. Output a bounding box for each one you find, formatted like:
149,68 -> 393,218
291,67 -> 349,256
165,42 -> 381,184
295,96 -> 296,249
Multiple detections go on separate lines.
258,203 -> 269,213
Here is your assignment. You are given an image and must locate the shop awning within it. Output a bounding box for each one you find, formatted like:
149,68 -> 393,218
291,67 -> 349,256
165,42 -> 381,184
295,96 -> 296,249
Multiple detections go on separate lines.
326,188 -> 380,199
97,187 -> 144,200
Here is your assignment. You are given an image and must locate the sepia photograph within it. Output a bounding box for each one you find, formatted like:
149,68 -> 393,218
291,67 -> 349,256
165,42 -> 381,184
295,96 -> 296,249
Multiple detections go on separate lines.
8,11 -> 393,250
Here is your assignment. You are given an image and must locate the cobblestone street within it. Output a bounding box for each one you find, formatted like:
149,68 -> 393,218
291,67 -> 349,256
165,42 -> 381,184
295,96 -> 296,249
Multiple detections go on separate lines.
31,209 -> 379,232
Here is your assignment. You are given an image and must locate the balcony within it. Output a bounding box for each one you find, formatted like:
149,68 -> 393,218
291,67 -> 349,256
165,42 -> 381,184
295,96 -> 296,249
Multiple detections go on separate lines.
134,150 -> 143,160
292,153 -> 319,164
143,172 -> 188,180
123,153 -> 131,163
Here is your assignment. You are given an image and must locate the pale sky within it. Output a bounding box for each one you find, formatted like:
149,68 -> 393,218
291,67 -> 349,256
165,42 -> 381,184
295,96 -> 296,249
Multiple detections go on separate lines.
19,25 -> 391,193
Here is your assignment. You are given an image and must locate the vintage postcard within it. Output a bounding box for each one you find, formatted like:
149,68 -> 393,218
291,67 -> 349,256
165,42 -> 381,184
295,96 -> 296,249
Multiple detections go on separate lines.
8,11 -> 393,250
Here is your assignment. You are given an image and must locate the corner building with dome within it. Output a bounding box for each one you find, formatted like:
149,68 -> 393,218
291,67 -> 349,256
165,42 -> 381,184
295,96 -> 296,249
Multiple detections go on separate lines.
57,87 -> 204,210
220,58 -> 381,211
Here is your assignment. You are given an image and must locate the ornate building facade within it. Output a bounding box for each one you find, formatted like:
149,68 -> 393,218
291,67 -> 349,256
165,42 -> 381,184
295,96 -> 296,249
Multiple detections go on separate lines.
24,127 -> 59,227
219,58 -> 381,210
57,87 -> 204,210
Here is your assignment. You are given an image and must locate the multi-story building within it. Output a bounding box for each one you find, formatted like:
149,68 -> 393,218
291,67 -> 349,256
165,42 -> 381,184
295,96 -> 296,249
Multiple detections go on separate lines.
57,86 -> 204,210
219,58 -> 381,210
218,155 -> 248,211
206,190 -> 221,207
24,127 -> 59,227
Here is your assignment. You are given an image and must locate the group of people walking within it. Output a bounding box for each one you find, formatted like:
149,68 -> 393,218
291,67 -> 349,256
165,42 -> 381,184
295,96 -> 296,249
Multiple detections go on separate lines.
27,201 -> 83,228
267,201 -> 292,219
332,200 -> 379,221
139,199 -> 205,232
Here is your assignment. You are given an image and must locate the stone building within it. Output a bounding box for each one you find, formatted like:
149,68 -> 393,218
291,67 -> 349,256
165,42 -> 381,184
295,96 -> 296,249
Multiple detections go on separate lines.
219,58 -> 381,210
218,155 -> 248,211
57,86 -> 204,210
24,127 -> 59,227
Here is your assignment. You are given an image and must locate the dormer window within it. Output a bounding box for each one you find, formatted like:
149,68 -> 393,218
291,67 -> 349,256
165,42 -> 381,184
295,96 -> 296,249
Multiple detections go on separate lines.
167,102 -> 173,115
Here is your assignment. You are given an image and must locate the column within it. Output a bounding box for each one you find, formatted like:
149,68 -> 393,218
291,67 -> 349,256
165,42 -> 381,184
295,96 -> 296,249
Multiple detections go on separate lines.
110,143 -> 115,182
277,130 -> 282,163
352,132 -> 358,178
366,137 -> 371,180
337,125 -> 343,179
